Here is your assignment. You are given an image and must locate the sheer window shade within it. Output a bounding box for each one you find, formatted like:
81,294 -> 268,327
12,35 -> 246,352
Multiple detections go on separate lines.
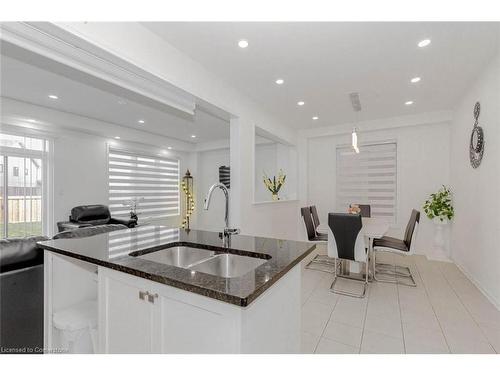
336,142 -> 397,221
108,148 -> 180,220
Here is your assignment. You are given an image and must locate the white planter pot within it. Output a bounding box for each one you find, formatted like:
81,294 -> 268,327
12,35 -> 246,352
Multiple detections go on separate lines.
433,217 -> 449,257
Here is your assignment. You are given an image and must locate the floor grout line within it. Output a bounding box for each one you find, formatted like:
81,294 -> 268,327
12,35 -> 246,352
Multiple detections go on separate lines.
302,254 -> 498,354
313,288 -> 341,353
395,278 -> 406,354
413,258 -> 452,354
357,282 -> 371,354
437,262 -> 497,353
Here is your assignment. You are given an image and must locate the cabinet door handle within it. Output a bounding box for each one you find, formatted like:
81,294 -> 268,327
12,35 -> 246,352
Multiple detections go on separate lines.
139,291 -> 147,300
147,293 -> 158,304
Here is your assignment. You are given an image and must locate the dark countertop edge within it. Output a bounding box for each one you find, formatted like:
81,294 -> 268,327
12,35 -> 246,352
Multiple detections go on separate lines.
38,242 -> 316,307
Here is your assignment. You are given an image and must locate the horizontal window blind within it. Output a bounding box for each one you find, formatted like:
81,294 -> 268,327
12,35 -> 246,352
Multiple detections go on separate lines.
107,226 -> 180,259
336,142 -> 397,221
108,148 -> 180,220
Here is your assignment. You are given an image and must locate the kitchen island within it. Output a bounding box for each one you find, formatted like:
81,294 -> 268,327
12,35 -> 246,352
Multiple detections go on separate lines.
38,226 -> 315,353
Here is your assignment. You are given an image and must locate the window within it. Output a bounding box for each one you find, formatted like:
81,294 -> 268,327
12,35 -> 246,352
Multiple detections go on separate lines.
0,131 -> 50,238
108,147 -> 180,222
336,142 -> 397,221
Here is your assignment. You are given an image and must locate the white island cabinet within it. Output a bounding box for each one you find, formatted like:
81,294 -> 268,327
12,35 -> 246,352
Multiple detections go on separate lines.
45,251 -> 301,354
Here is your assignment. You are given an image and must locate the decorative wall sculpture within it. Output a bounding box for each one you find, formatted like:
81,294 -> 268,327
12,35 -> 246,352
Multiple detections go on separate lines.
469,101 -> 485,169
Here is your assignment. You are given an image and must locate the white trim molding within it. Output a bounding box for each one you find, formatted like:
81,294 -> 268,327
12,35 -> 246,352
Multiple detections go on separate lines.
454,260 -> 500,311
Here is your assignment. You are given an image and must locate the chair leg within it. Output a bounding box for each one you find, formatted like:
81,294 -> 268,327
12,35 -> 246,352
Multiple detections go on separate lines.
305,254 -> 335,273
377,265 -> 412,279
373,250 -> 417,287
330,258 -> 368,298
376,262 -> 412,277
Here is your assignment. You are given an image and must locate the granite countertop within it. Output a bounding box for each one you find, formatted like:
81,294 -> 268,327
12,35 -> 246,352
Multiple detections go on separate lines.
38,226 -> 315,307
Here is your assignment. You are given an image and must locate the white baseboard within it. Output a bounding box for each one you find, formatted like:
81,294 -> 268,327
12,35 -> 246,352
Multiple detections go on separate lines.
453,259 -> 500,311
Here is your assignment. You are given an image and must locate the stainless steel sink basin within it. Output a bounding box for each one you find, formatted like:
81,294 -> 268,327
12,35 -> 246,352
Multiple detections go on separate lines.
137,246 -> 215,268
188,253 -> 267,278
135,246 -> 269,278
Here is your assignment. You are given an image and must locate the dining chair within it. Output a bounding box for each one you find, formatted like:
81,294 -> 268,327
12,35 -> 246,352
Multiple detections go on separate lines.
328,213 -> 368,298
310,205 -> 326,235
372,209 -> 420,286
350,203 -> 371,218
301,207 -> 334,272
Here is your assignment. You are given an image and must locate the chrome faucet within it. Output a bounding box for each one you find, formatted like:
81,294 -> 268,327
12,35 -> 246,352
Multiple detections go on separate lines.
204,183 -> 240,246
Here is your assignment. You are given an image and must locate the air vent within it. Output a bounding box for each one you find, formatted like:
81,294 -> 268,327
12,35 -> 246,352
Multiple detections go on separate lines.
349,92 -> 362,112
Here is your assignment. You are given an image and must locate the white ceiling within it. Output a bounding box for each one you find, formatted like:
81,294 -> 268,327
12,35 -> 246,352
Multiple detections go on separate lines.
143,22 -> 500,129
0,47 -> 230,144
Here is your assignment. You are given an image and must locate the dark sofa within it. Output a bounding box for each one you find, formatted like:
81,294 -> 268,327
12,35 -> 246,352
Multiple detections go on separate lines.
56,204 -> 136,232
0,236 -> 48,354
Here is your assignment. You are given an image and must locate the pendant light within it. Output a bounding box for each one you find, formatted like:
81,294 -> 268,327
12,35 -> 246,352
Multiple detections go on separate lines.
349,92 -> 362,154
352,128 -> 360,154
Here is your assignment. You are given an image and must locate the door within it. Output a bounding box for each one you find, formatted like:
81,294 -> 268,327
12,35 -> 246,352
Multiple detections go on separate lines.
101,272 -> 160,353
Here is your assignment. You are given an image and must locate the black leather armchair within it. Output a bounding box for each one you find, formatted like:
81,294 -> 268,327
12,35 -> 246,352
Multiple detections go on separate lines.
56,204 -> 137,233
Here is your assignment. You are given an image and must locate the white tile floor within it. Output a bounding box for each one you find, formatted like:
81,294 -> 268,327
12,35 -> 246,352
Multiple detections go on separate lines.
300,246 -> 500,354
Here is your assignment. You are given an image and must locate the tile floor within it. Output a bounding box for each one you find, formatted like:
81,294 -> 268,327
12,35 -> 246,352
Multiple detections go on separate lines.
300,246 -> 500,354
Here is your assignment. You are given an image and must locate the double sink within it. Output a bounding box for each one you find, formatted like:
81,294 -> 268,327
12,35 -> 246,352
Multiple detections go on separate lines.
132,246 -> 270,278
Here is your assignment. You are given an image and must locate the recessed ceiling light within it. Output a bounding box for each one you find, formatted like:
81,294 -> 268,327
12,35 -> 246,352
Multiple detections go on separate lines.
167,146 -> 172,150
410,77 -> 421,83
418,39 -> 431,48
312,116 -> 319,120
275,79 -> 284,85
297,101 -> 305,106
114,136 -> 121,139
48,94 -> 58,99
138,120 -> 145,124
238,40 -> 249,48
191,135 -> 196,138
26,119 -> 36,123
405,101 -> 414,106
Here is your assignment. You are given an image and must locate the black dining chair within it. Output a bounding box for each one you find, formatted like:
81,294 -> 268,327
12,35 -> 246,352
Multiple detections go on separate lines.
301,207 -> 334,272
310,205 -> 327,235
327,213 -> 369,298
350,204 -> 371,218
372,209 -> 420,286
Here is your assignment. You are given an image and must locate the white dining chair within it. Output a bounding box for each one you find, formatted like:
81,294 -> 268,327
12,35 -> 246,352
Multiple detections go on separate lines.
328,213 -> 369,298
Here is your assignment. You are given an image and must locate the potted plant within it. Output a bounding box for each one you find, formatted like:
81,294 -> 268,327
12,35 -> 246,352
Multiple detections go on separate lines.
263,169 -> 286,201
423,186 -> 454,256
423,185 -> 454,223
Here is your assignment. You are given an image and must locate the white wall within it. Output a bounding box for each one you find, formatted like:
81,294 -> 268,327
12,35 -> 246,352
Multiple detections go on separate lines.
53,132 -> 193,234
54,22 -> 301,241
255,143 -> 278,202
231,118 -> 301,239
255,142 -> 298,203
450,52 -> 500,308
299,114 -> 452,260
1,99 -> 194,235
53,132 -> 107,229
